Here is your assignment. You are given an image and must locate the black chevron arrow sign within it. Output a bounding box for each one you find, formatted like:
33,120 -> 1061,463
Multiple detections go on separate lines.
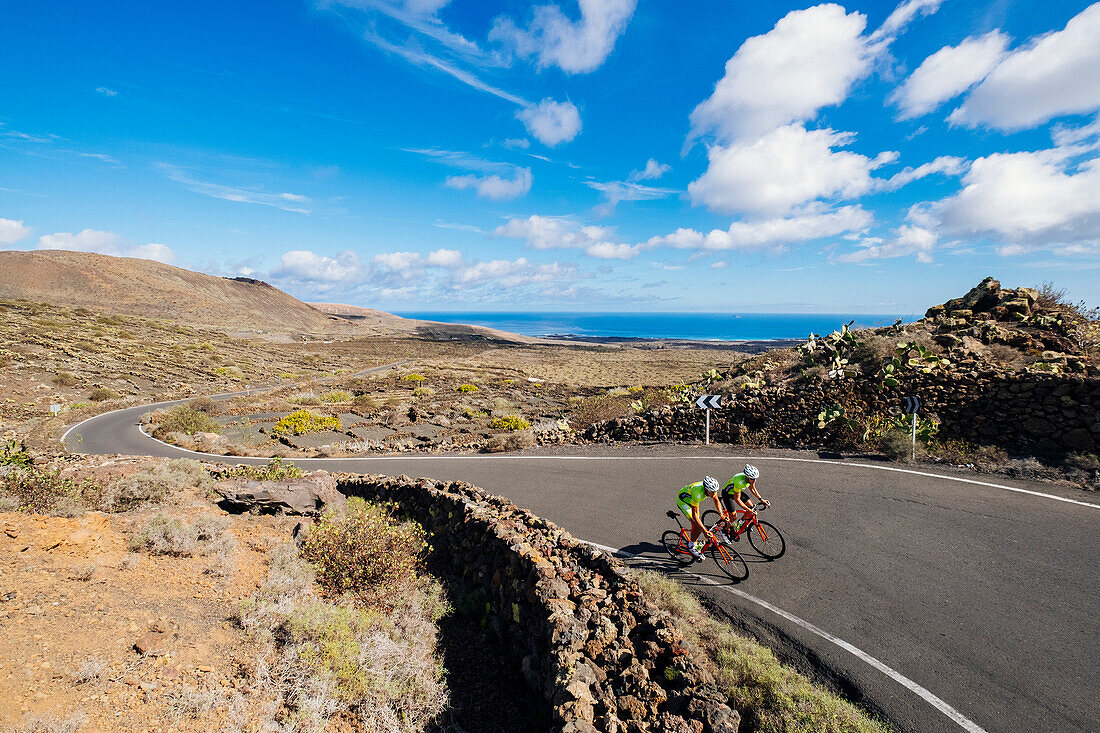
696,394 -> 722,410
905,395 -> 921,414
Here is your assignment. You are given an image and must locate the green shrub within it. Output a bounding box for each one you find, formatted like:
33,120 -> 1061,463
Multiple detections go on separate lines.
321,390 -> 352,403
489,415 -> 530,431
272,410 -> 341,436
1,467 -> 103,515
221,456 -> 303,481
412,387 -> 435,397
352,393 -> 379,411
88,386 -> 121,402
152,405 -> 222,439
300,498 -> 427,610
401,373 -> 426,382
1,438 -> 31,466
456,384 -> 478,393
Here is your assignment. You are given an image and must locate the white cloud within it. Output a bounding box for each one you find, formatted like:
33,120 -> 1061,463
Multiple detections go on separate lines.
0,218 -> 31,245
644,205 -> 872,252
516,99 -> 582,146
891,31 -> 1009,119
273,250 -> 364,282
503,138 -> 530,149
688,4 -> 873,145
836,224 -> 937,263
426,248 -> 463,267
95,87 -> 118,97
371,251 -> 424,278
881,155 -> 968,189
35,228 -> 177,264
452,257 -> 575,287
495,215 -> 631,258
490,0 -> 636,74
585,242 -> 641,260
869,0 -> 943,44
586,179 -> 676,215
38,229 -> 121,253
711,260 -> 728,269
159,164 -> 312,214
929,148 -> 1100,250
446,167 -> 532,200
949,4 -> 1100,130
688,124 -> 888,216
128,243 -> 176,264
629,159 -> 670,182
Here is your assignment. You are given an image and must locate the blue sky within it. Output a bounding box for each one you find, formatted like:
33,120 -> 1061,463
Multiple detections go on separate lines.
2,0 -> 1098,313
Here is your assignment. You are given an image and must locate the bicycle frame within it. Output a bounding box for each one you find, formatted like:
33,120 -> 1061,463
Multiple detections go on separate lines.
720,506 -> 770,543
667,511 -> 738,563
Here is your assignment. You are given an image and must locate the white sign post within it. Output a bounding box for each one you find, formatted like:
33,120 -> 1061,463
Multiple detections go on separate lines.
49,404 -> 61,416
695,394 -> 722,445
904,395 -> 921,460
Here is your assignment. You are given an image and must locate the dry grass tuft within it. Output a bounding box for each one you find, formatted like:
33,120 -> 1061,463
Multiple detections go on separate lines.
636,570 -> 888,733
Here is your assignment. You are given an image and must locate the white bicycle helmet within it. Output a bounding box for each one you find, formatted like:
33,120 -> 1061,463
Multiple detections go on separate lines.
743,464 -> 760,480
703,476 -> 720,494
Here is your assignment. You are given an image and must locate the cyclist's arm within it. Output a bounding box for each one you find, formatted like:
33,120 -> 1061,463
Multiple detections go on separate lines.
712,492 -> 728,519
749,482 -> 770,506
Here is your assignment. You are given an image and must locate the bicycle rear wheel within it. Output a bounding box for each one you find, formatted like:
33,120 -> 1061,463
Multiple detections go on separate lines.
662,529 -> 694,565
708,544 -> 748,582
748,520 -> 786,559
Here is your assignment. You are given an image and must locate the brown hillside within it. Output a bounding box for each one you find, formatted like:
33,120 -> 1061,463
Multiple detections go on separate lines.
0,250 -> 340,333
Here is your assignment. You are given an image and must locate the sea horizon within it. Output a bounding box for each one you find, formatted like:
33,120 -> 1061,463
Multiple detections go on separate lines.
394,311 -> 921,341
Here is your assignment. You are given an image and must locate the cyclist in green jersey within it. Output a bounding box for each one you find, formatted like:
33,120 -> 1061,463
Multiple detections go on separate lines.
719,464 -> 770,539
676,476 -> 724,560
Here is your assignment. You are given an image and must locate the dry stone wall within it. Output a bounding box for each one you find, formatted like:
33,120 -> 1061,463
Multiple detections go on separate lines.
338,474 -> 739,733
583,372 -> 1100,458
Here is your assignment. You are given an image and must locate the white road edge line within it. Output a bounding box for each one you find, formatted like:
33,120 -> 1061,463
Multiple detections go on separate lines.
587,542 -> 989,733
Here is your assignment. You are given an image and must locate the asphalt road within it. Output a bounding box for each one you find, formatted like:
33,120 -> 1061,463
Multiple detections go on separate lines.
63,401 -> 1100,733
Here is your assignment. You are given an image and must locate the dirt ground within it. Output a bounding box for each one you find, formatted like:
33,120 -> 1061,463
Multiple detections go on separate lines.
0,462 -> 301,732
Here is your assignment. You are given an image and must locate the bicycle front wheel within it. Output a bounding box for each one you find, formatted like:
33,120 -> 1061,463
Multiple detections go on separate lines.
708,544 -> 748,582
701,509 -> 724,532
662,530 -> 694,565
748,520 -> 786,559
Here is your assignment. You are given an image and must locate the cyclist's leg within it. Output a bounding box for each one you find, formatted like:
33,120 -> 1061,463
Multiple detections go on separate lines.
676,497 -> 697,540
738,490 -> 755,511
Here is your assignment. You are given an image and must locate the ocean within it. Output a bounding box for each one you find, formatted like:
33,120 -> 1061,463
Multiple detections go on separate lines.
394,312 -> 919,341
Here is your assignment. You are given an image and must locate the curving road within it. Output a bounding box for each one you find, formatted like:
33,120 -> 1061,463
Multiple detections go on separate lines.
63,396 -> 1100,733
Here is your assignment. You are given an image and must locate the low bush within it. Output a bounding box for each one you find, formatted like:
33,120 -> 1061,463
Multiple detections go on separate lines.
300,498 -> 427,611
1,467 -> 104,515
101,459 -> 206,512
273,410 -> 341,436
188,396 -> 220,414
322,390 -> 352,403
152,405 -> 222,439
88,386 -> 121,402
488,415 -> 530,431
567,393 -> 634,430
353,393 -> 379,411
239,543 -> 447,732
52,371 -> 80,387
481,431 -> 536,453
1,438 -> 31,466
290,392 -> 323,405
401,373 -> 426,382
130,513 -> 236,557
637,570 -> 888,733
456,384 -> 478,393
220,456 -> 303,481
411,387 -> 435,397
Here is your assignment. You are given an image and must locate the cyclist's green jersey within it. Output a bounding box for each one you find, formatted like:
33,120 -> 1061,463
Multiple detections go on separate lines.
677,481 -> 708,507
724,473 -> 750,494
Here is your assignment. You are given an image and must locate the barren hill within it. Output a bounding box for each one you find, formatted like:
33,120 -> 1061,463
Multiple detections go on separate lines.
0,250 -> 342,334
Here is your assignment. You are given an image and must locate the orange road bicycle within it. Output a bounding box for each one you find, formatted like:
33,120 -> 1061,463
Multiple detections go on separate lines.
662,511 -> 749,582
702,504 -> 786,560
